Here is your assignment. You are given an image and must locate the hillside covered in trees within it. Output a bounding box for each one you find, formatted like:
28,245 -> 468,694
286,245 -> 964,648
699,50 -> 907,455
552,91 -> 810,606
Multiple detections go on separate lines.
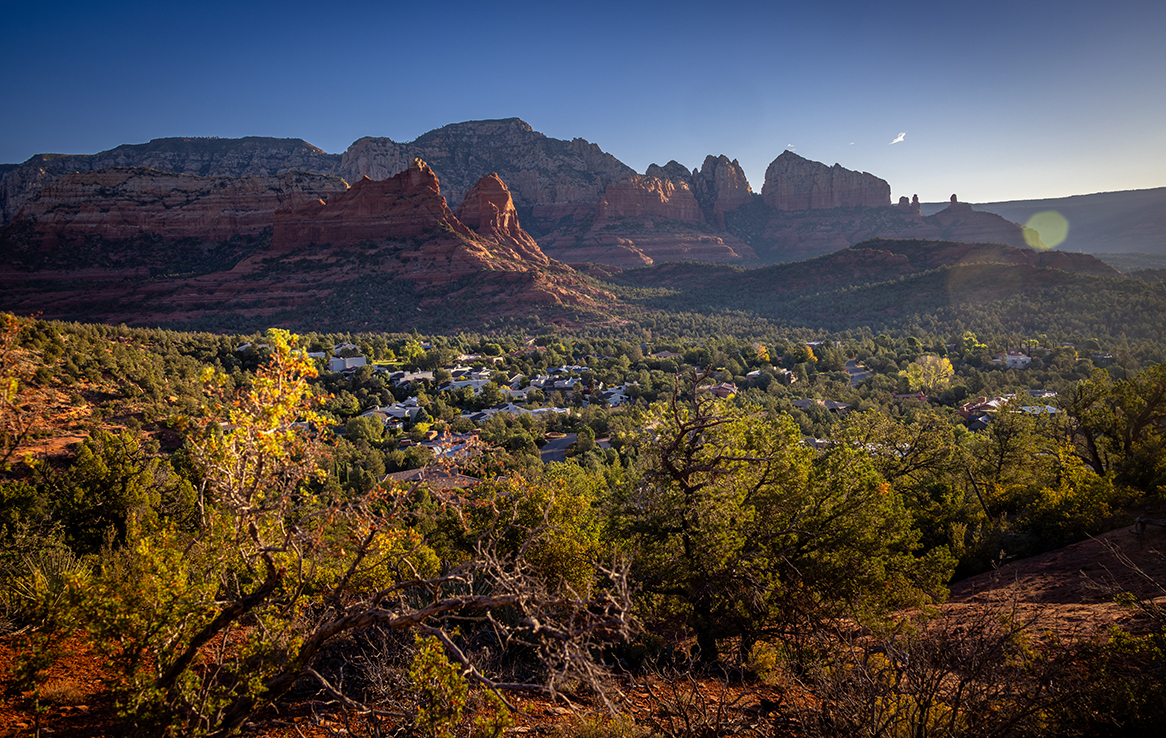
3,311 -> 1165,736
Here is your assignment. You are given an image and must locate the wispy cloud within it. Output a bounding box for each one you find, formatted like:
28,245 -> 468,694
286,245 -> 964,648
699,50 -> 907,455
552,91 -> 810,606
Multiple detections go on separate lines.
890,132 -> 906,145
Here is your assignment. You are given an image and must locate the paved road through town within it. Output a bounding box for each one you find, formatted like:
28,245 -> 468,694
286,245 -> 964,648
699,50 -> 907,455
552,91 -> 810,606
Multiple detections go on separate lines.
845,359 -> 873,387
539,433 -> 577,464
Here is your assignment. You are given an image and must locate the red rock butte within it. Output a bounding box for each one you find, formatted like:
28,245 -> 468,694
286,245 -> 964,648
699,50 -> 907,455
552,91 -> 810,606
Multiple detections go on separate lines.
761,150 -> 891,210
273,159 -> 477,250
454,173 -> 549,266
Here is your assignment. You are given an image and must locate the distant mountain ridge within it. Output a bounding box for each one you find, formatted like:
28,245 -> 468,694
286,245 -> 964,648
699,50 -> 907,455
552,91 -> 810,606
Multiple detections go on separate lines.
922,188 -> 1166,254
8,118 -> 1159,271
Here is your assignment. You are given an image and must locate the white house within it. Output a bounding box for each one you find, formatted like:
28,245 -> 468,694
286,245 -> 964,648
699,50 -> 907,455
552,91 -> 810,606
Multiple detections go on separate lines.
992,351 -> 1032,369
329,356 -> 367,372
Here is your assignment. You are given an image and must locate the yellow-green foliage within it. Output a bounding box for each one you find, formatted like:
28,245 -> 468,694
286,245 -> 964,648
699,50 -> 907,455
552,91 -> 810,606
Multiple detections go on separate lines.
471,688 -> 514,738
71,527 -> 222,727
745,640 -> 782,685
900,355 -> 954,393
631,393 -> 950,652
1025,446 -> 1121,544
475,465 -> 605,594
297,522 -> 440,596
410,635 -> 468,738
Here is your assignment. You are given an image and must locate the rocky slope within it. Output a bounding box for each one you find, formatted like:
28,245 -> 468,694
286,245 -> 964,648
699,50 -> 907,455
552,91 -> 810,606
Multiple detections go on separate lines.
942,187 -> 1166,255
925,196 -> 1044,249
5,167 -> 348,247
603,236 -> 1141,332
1,137 -> 341,222
615,238 -> 1118,295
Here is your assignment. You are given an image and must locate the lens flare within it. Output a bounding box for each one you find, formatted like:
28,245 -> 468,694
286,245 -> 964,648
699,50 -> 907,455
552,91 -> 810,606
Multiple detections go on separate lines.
1023,210 -> 1069,250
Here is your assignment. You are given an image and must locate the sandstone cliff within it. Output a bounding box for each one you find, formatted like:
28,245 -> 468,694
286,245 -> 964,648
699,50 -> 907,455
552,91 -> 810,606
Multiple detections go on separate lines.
8,167 -> 349,245
761,151 -> 890,210
1,137 -> 342,223
537,171 -> 755,267
692,155 -> 753,228
1,161 -> 612,330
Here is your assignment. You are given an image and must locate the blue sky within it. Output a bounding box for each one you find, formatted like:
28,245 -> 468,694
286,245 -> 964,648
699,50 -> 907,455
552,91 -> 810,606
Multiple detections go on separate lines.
3,0 -> 1163,202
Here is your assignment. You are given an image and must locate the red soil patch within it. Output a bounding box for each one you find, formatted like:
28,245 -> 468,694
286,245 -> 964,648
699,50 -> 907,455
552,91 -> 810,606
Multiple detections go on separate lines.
945,518 -> 1166,639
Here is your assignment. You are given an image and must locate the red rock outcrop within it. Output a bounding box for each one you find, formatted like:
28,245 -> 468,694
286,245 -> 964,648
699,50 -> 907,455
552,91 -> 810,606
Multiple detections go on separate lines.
897,194 -> 922,216
273,160 -> 475,251
692,155 -> 753,228
533,172 -> 755,267
593,175 -> 703,224
455,173 -> 549,266
761,151 -> 890,210
10,167 -> 348,245
273,160 -> 570,286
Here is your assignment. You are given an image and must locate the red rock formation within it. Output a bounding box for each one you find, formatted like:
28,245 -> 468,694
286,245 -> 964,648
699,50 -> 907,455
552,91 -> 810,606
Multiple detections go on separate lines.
10,167 -> 348,244
692,155 -> 753,228
593,175 -> 703,224
761,151 -> 890,210
0,161 -> 613,329
273,160 -> 570,286
897,194 -> 922,216
273,159 -> 477,251
455,173 -> 549,266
